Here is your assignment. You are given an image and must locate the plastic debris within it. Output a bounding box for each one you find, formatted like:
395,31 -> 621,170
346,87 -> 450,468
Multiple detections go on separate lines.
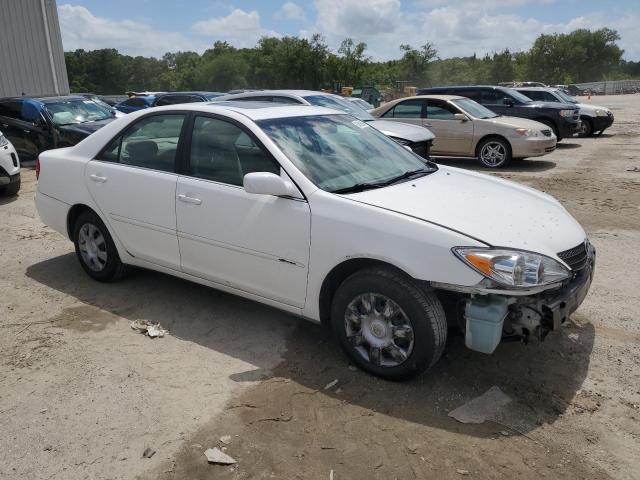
457,469 -> 470,475
130,319 -> 168,338
448,386 -> 512,424
324,379 -> 339,390
205,447 -> 236,465
220,435 -> 232,445
142,447 -> 156,458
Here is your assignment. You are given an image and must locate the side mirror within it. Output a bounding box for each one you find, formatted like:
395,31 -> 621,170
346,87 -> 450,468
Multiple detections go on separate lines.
503,97 -> 515,107
454,113 -> 469,122
243,172 -> 299,198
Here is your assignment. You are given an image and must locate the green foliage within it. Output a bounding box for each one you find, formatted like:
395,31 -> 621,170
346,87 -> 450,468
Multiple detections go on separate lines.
64,28 -> 633,94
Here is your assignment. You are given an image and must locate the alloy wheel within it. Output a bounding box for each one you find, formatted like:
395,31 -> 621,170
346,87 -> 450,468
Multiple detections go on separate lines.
480,141 -> 507,167
344,293 -> 414,367
78,223 -> 108,272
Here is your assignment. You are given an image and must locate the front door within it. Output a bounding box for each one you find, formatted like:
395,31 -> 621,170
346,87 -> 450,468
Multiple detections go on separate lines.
176,115 -> 311,308
86,113 -> 186,269
424,99 -> 473,155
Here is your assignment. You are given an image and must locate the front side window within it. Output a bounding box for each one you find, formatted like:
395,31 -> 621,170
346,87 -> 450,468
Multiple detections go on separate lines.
258,114 -> 435,193
188,116 -> 279,186
44,99 -> 112,125
100,114 -> 185,172
425,101 -> 457,120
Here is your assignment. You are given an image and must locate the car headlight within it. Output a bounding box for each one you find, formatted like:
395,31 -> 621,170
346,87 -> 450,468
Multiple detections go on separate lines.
0,133 -> 8,147
594,109 -> 609,117
515,128 -> 541,137
453,247 -> 571,288
559,109 -> 575,117
392,137 -> 411,146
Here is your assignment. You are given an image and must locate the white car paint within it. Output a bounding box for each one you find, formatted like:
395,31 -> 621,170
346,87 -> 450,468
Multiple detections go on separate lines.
35,102 -> 590,348
0,131 -> 20,190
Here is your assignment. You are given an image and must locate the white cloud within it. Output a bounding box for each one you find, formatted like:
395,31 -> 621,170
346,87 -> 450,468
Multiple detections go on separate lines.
275,2 -> 306,21
192,9 -> 280,48
58,4 -> 202,57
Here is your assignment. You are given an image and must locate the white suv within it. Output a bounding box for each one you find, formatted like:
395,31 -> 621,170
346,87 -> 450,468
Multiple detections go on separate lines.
0,131 -> 20,196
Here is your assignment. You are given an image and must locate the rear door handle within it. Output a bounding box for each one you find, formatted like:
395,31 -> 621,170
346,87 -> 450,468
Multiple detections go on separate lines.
177,194 -> 202,205
89,174 -> 107,183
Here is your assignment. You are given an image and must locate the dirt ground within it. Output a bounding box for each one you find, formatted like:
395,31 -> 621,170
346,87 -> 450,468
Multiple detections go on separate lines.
1,94 -> 639,480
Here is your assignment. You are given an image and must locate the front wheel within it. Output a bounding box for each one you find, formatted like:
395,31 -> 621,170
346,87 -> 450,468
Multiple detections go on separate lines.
73,210 -> 129,282
331,267 -> 447,380
578,117 -> 593,137
476,137 -> 512,168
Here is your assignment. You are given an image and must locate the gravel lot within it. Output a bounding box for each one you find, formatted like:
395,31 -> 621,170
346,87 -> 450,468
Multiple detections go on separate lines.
1,95 -> 639,480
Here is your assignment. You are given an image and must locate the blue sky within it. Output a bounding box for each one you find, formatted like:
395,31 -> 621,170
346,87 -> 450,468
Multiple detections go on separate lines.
58,0 -> 640,60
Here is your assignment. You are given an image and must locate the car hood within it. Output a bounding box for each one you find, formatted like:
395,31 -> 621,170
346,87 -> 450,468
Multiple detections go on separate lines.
57,117 -> 115,136
368,119 -> 435,142
482,115 -> 556,131
344,166 -> 585,258
576,103 -> 610,115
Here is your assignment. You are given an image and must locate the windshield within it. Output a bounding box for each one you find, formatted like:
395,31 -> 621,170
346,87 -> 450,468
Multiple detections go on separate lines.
452,98 -> 498,119
302,95 -> 374,122
554,90 -> 577,104
258,114 -> 435,193
506,89 -> 536,104
45,99 -> 113,125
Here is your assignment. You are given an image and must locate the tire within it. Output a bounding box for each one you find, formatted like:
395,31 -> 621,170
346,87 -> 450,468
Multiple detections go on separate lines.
539,119 -> 561,141
2,177 -> 20,196
331,267 -> 447,380
578,117 -> 593,137
476,137 -> 512,168
72,210 -> 129,282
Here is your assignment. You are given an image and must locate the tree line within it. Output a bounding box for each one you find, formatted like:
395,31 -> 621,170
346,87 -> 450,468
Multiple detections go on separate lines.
64,28 -> 640,95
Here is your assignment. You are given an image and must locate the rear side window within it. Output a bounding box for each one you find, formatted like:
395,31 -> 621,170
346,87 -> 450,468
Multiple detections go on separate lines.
0,101 -> 22,119
188,116 -> 279,186
480,90 -> 505,104
100,114 -> 185,172
382,99 -> 424,118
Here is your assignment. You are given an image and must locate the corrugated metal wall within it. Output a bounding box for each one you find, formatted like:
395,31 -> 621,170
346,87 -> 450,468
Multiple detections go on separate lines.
0,0 -> 69,97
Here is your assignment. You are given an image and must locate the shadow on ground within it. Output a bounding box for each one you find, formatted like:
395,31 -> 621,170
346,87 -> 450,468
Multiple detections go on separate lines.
27,253 -> 595,439
433,157 -> 557,172
556,142 -> 581,149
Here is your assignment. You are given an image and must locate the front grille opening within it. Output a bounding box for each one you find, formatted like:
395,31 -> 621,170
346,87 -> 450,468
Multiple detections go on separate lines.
541,129 -> 552,137
558,242 -> 588,272
10,152 -> 18,167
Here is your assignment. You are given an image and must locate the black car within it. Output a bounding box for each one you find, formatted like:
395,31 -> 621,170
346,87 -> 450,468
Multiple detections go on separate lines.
417,85 -> 581,140
153,91 -> 225,106
0,95 -> 116,161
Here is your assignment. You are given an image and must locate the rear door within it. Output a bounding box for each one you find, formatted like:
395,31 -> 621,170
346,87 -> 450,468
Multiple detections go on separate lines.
86,113 -> 186,269
424,99 -> 473,155
176,114 -> 311,307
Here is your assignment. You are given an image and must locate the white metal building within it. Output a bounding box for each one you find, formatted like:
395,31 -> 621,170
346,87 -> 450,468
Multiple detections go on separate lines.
0,0 -> 69,97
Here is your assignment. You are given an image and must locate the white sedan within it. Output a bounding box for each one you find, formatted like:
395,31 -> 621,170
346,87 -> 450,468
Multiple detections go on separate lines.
35,102 -> 595,379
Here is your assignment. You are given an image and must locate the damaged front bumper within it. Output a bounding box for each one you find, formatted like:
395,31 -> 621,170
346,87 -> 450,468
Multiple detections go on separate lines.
433,243 -> 596,353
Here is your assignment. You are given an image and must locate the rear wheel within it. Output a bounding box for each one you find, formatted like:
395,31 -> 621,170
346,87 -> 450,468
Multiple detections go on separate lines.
1,177 -> 20,196
476,137 -> 512,168
578,117 -> 593,137
73,210 -> 128,282
331,267 -> 447,380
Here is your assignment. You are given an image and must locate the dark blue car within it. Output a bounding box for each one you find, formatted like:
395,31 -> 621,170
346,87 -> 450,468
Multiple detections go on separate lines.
114,95 -> 157,114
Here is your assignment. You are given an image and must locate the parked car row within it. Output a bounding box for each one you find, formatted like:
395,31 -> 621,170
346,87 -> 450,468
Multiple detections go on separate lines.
35,100 -> 595,379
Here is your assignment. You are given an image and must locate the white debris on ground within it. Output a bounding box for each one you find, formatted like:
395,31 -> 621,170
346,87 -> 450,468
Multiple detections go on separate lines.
448,386 -> 512,424
219,435 -> 232,445
324,379 -> 339,390
204,447 -> 236,465
130,319 -> 169,338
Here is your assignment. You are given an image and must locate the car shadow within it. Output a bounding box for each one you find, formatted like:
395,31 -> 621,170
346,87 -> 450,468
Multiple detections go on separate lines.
26,253 -> 595,437
0,192 -> 20,206
556,142 -> 581,149
434,156 -> 557,172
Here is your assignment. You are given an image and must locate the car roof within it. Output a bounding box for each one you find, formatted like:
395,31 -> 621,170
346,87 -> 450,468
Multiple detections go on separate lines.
514,87 -> 556,91
154,101 -> 348,121
221,90 -> 332,99
158,91 -> 225,96
0,95 -> 87,103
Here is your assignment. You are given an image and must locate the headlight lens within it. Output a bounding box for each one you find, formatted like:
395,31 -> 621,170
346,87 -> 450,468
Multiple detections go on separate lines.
559,109 -> 576,117
393,137 -> 411,146
0,133 -> 8,147
453,247 -> 571,288
594,109 -> 609,116
515,128 -> 541,137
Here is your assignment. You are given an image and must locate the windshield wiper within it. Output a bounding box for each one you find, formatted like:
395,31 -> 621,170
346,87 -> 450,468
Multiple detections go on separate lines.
380,168 -> 433,186
332,182 -> 385,194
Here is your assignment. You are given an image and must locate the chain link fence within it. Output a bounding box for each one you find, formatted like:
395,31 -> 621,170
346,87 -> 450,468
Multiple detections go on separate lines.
573,79 -> 640,95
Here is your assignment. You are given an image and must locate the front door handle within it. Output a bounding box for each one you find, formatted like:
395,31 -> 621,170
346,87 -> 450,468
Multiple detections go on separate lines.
89,174 -> 107,183
177,194 -> 202,205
